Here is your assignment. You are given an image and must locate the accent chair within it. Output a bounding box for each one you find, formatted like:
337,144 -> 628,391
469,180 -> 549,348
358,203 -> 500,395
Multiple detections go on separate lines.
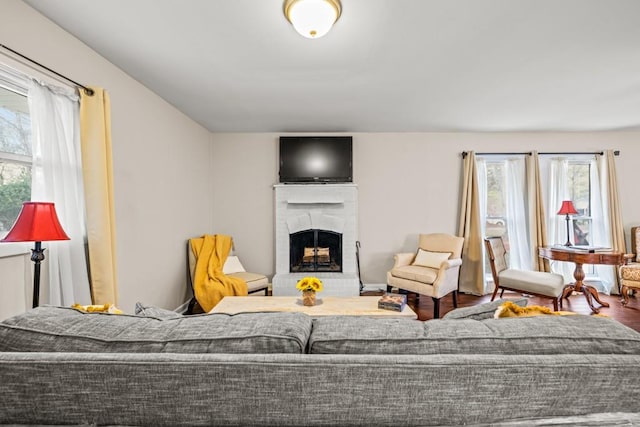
186,239 -> 269,314
485,236 -> 565,310
620,226 -> 640,307
386,233 -> 464,318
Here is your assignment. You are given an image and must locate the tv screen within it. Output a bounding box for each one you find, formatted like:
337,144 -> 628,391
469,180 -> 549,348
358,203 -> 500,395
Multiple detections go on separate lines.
279,136 -> 352,183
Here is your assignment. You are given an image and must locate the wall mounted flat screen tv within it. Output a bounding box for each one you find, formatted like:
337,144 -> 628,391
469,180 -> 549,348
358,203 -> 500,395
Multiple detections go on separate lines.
279,136 -> 352,183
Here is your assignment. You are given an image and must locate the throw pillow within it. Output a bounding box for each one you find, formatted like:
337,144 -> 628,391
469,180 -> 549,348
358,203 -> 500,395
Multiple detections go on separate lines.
412,249 -> 451,269
223,255 -> 246,274
134,302 -> 182,319
442,298 -> 528,320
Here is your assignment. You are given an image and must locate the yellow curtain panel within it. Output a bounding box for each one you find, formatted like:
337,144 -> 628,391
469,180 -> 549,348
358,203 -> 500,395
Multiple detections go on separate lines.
457,151 -> 487,295
79,87 -> 118,305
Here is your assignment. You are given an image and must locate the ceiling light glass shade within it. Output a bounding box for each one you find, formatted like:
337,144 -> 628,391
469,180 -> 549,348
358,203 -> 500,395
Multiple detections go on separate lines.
284,0 -> 342,39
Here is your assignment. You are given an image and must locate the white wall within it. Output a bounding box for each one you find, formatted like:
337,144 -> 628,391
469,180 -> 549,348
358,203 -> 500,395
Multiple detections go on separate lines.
211,132 -> 640,286
0,0 -> 214,316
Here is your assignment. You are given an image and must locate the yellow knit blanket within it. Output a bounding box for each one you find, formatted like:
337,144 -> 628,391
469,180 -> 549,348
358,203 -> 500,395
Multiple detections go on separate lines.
72,303 -> 123,314
494,301 -> 576,318
190,234 -> 247,312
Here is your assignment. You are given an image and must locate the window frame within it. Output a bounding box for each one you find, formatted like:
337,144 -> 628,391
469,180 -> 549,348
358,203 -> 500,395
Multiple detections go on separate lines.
0,71 -> 33,257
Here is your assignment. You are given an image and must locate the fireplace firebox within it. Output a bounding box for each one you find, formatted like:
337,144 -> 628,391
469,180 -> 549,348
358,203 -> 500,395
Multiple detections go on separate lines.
290,229 -> 342,273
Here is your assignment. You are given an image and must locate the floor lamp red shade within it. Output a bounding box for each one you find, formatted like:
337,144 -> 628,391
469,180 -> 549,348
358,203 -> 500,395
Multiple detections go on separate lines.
557,200 -> 578,246
1,202 -> 69,308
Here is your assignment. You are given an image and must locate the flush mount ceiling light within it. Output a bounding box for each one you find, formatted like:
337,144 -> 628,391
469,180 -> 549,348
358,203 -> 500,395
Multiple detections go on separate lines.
284,0 -> 342,39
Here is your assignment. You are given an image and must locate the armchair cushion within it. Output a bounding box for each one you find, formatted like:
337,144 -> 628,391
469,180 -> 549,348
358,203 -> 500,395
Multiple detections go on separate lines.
621,264 -> 640,282
228,271 -> 269,293
390,265 -> 438,284
412,249 -> 451,269
499,269 -> 565,297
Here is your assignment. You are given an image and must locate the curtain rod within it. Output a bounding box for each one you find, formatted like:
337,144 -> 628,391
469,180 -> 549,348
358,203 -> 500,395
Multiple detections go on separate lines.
461,150 -> 620,159
0,44 -> 94,96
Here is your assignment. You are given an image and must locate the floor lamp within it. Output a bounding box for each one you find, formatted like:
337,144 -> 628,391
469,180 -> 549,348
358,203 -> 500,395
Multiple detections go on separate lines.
557,200 -> 578,246
1,202 -> 69,308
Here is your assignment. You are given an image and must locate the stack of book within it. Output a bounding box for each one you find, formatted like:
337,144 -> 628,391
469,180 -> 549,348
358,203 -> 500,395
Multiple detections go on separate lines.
378,293 -> 407,312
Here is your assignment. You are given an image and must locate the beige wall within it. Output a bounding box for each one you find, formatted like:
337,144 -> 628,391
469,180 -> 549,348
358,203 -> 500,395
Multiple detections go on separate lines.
0,0 -> 213,316
212,132 -> 640,285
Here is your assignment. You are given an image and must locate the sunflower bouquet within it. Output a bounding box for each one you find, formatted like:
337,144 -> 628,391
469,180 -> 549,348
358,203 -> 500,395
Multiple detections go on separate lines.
296,276 -> 324,293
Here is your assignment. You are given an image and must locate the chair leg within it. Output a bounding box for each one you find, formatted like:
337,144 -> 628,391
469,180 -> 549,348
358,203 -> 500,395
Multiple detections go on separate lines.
559,296 -> 563,309
491,283 -> 500,301
432,297 -> 440,319
387,285 -> 393,293
552,298 -> 558,311
452,291 -> 458,308
621,285 -> 630,306
186,297 -> 196,315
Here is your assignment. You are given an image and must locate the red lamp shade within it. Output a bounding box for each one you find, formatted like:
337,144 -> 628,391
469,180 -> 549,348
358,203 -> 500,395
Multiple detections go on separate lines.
1,202 -> 69,243
557,200 -> 578,216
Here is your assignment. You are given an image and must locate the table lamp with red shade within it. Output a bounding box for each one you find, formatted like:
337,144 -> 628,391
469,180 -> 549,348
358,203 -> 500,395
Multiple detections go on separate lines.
557,200 -> 578,247
1,202 -> 70,308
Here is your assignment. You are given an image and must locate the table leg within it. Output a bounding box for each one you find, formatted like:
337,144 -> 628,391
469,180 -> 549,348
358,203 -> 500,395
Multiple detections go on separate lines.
582,284 -> 609,311
570,261 -> 608,314
562,284 -> 576,300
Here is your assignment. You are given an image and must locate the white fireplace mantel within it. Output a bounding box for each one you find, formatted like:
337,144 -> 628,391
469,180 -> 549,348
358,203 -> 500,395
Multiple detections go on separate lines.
272,183 -> 360,297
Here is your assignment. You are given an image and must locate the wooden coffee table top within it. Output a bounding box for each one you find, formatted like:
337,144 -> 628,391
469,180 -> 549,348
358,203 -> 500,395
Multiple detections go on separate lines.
210,296 -> 417,319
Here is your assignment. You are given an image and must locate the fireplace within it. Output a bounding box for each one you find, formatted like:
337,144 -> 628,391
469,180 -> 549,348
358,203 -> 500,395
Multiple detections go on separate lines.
290,229 -> 342,273
272,183 -> 359,296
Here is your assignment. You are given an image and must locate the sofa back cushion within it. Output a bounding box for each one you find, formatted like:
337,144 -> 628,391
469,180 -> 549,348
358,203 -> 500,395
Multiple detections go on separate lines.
0,306 -> 311,354
309,315 -> 640,355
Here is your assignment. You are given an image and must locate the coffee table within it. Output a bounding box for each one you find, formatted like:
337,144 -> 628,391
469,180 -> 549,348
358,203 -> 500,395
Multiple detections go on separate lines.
210,296 -> 417,319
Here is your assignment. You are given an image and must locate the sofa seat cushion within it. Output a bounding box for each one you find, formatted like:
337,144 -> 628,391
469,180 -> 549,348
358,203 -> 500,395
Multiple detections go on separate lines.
0,306 -> 311,354
228,271 -> 268,292
389,265 -> 437,284
309,315 -> 640,355
499,269 -> 565,297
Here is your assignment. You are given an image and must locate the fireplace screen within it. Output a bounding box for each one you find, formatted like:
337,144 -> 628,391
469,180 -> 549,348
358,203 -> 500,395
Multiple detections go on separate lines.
290,229 -> 342,273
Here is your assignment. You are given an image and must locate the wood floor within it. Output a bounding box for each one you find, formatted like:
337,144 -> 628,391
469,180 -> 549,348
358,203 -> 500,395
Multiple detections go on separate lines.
363,289 -> 640,332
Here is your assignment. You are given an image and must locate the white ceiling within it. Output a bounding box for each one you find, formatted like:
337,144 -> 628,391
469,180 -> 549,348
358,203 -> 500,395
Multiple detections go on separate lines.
24,0 -> 640,133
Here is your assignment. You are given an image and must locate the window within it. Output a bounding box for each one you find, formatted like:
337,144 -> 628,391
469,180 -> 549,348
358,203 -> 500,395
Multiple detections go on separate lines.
484,161 -> 507,241
567,161 -> 591,245
567,160 -> 597,276
0,84 -> 32,237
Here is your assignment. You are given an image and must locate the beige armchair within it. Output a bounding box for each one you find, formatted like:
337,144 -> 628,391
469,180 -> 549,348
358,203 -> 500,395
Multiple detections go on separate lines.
620,226 -> 640,307
386,233 -> 464,318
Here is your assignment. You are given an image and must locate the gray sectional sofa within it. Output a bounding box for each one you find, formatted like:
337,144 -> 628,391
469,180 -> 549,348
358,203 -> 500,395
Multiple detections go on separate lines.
1,301 -> 640,426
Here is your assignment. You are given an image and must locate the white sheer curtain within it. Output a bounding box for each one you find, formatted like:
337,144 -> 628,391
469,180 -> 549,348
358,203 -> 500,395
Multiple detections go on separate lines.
477,156 -> 530,271
546,157 -> 575,281
504,158 -> 530,270
28,79 -> 91,305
